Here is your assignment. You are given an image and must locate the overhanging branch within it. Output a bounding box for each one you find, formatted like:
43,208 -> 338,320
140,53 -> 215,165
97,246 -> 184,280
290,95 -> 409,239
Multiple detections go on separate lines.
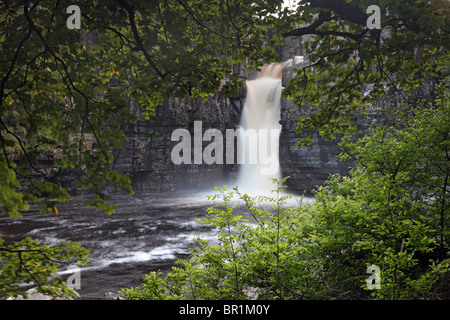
116,0 -> 167,81
284,0 -> 370,40
307,0 -> 368,26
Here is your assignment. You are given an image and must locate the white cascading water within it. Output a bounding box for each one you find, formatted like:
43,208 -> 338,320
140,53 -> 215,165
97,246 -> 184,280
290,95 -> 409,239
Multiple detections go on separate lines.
236,57 -> 303,194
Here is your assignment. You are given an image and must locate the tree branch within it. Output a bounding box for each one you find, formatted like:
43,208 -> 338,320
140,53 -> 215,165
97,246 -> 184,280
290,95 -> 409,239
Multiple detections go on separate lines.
116,0 -> 167,80
284,0 -> 370,40
308,0 -> 368,26
284,10 -> 331,37
0,17 -> 33,105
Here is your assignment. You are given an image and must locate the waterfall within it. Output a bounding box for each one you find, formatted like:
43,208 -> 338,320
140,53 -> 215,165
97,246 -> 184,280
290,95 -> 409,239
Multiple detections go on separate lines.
236,57 -> 303,194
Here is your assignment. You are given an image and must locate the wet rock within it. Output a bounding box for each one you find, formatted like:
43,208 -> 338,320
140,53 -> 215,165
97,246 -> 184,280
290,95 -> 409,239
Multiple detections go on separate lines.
8,287 -> 77,300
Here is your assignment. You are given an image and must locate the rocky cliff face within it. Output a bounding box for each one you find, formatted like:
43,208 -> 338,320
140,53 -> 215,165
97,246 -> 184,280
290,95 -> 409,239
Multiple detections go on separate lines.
109,36 -> 353,195
98,35 -> 349,194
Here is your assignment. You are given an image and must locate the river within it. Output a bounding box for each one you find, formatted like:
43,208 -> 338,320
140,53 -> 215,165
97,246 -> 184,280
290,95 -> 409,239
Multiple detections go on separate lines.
0,191 -> 224,298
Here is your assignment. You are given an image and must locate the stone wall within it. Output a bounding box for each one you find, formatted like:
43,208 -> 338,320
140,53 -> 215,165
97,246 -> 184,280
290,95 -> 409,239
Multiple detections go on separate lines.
110,91 -> 245,193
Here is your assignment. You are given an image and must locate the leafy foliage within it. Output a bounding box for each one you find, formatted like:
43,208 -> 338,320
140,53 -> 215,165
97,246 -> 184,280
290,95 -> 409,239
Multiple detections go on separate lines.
332,86 -> 450,299
0,237 -> 89,299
